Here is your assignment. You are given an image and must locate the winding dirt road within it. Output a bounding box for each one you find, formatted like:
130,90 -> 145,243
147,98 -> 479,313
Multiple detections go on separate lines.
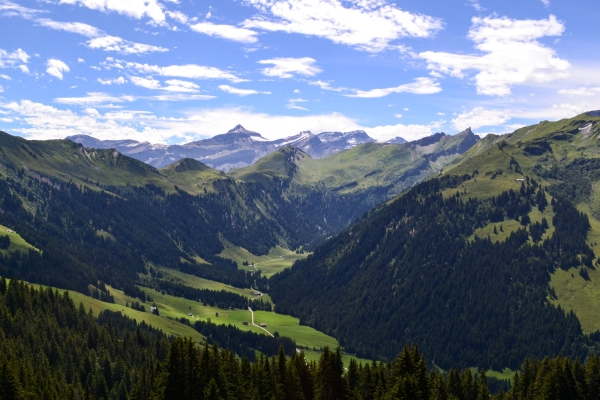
248,306 -> 274,337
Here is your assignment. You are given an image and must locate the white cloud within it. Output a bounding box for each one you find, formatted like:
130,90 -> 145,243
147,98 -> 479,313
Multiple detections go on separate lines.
1,100 -> 443,143
78,58 -> 85,63
394,114 -> 402,118
438,112 -> 445,116
190,22 -> 258,43
1,99 -> 162,141
57,0 -> 167,25
87,36 -> 168,54
558,87 -> 600,96
37,18 -> 101,37
219,85 -> 271,96
46,59 -> 70,80
166,10 -> 188,24
97,76 -> 126,85
540,0 -> 550,6
286,97 -> 309,110
258,57 -> 321,78
130,76 -> 201,93
0,0 -> 44,18
451,107 -> 510,130
242,0 -> 442,52
346,77 -> 441,98
148,93 -> 215,101
32,17 -> 169,55
103,58 -> 246,83
468,0 -> 485,11
309,80 -> 346,92
0,48 -> 29,70
54,92 -> 135,105
419,15 -> 569,96
369,123 -> 436,142
0,74 -> 10,80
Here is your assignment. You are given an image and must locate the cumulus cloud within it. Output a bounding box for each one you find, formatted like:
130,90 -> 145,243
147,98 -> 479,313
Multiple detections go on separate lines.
309,80 -> 347,92
190,22 -> 259,43
97,76 -> 126,85
345,77 -> 441,98
87,35 -> 168,54
103,58 -> 246,83
219,85 -> 271,96
0,74 -> 10,80
57,0 -> 167,25
242,0 -> 442,52
451,107 -> 510,130
46,59 -> 70,80
130,76 -> 201,93
419,15 -> 569,96
1,99 -> 164,141
0,48 -> 29,70
258,57 -> 321,78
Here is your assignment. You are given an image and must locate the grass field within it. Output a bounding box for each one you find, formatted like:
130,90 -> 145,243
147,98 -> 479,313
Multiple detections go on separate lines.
548,203 -> 600,333
159,267 -> 271,301
102,282 -> 368,364
0,224 -> 39,254
18,280 -> 205,342
469,196 -> 555,244
218,239 -> 308,278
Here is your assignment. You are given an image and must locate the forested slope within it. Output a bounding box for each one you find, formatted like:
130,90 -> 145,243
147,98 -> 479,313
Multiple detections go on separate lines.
4,278 -> 600,399
270,174 -> 600,370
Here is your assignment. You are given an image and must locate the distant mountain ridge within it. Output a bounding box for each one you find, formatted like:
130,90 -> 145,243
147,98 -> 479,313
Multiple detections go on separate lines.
67,125 -> 379,171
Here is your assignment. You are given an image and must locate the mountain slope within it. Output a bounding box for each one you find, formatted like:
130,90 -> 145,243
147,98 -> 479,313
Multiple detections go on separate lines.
0,131 -> 390,298
231,128 -> 479,198
268,113 -> 600,370
67,125 -> 377,171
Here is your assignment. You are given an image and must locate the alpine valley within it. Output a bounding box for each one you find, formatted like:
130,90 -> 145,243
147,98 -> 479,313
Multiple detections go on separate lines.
3,112 -> 600,398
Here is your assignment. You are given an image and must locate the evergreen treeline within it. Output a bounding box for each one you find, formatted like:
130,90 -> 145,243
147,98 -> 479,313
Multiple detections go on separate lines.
193,320 -> 296,361
4,277 -> 600,400
270,175 -> 600,369
0,278 -> 170,399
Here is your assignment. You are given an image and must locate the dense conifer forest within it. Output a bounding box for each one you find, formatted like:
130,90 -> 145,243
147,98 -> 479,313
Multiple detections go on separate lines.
4,278 -> 600,399
0,161 -> 374,296
270,175 -> 600,370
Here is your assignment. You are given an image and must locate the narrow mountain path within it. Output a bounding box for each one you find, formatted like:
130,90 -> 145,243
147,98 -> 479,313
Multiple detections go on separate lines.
248,306 -> 274,337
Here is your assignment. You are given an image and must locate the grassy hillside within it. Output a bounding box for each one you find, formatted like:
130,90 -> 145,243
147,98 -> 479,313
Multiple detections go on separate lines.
269,166 -> 599,370
443,111 -> 600,338
218,237 -> 308,278
0,223 -> 38,254
231,130 -> 479,197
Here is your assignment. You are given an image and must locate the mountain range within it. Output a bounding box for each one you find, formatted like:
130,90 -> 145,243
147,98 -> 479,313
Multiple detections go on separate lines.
4,111 -> 600,374
67,125 -> 379,171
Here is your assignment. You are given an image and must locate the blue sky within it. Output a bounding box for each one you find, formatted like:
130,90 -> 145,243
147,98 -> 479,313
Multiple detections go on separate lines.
0,0 -> 598,143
